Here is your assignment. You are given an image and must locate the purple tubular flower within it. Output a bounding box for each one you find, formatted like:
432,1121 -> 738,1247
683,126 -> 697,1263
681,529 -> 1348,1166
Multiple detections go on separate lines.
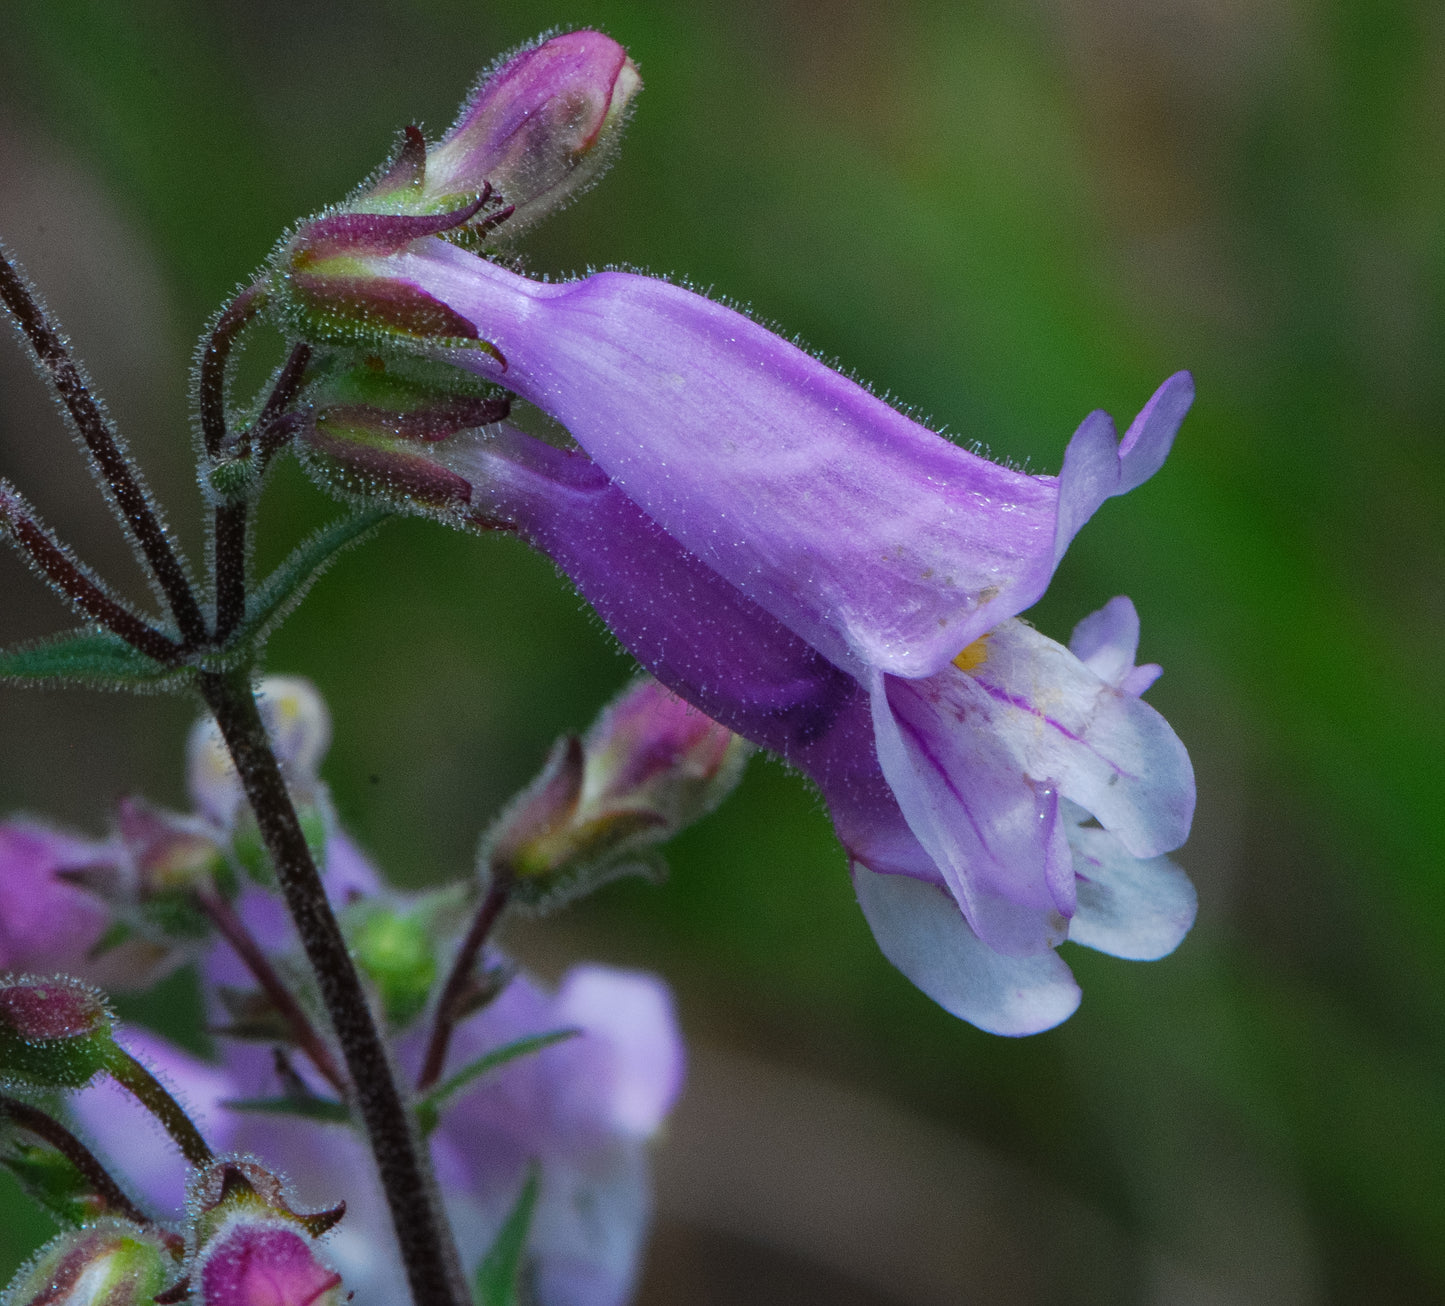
292,229 -> 1195,1024
433,428 -> 1113,1032
373,242 -> 1190,679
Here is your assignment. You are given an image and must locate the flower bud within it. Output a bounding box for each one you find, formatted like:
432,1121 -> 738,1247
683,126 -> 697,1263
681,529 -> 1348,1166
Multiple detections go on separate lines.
1,1219 -> 171,1306
0,976 -> 115,1089
297,356 -> 510,513
194,1216 -> 343,1306
582,676 -> 749,831
188,1160 -> 346,1249
485,678 -> 749,907
420,30 -> 640,232
272,31 -> 637,348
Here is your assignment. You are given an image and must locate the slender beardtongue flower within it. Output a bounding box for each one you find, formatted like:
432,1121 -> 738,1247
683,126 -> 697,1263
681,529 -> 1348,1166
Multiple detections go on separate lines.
280,37 -> 1198,1030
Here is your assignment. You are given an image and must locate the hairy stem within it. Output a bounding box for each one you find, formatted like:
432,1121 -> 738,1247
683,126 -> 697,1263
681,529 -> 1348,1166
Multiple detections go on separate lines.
105,1046 -> 213,1169
0,249 -> 207,647
197,668 -> 467,1306
415,868 -> 513,1093
212,343 -> 311,642
194,888 -> 348,1096
198,283 -> 266,460
0,1093 -> 155,1227
0,482 -> 183,664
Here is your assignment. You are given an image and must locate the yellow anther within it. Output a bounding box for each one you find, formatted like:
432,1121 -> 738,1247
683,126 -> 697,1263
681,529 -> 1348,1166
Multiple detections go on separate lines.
952,636 -> 990,673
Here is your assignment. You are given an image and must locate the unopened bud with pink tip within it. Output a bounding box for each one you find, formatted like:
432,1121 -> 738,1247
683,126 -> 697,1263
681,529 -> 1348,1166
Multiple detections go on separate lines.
416,29 -> 640,232
485,677 -> 749,907
0,975 -> 115,1089
273,31 -> 639,348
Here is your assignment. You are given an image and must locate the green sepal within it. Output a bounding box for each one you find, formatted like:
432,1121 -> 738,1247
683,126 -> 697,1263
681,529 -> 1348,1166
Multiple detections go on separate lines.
473,1164 -> 540,1306
221,1094 -> 351,1126
0,1141 -> 101,1228
416,1028 -> 578,1136
0,629 -> 185,691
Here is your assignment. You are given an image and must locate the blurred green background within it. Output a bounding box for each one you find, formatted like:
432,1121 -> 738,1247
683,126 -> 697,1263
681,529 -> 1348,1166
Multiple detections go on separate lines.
2,1 -> 1443,1302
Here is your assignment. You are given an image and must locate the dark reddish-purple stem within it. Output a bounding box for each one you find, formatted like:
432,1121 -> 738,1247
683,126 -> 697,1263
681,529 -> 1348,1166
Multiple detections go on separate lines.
0,249 -> 207,647
194,888 -> 347,1095
0,484 -> 183,665
197,668 -> 467,1306
415,867 -> 513,1092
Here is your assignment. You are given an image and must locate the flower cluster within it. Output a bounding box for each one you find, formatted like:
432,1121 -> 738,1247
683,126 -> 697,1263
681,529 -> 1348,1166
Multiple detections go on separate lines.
1,677 -> 698,1306
0,25 -> 1200,1306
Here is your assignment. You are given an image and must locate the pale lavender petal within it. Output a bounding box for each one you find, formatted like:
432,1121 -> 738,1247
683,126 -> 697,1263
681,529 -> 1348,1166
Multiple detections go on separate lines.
870,668 -> 1073,956
1069,595 -> 1162,695
0,821 -> 114,974
851,862 -> 1081,1035
551,967 -> 685,1140
530,1146 -> 650,1306
962,620 -> 1194,857
1066,821 -> 1197,961
1052,372 -> 1193,565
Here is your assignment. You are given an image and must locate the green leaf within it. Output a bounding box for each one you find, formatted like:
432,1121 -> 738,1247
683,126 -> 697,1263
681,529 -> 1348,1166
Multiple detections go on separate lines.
474,1165 -> 540,1306
0,629 -> 185,689
236,507 -> 391,649
221,1094 -> 351,1125
416,1029 -> 579,1136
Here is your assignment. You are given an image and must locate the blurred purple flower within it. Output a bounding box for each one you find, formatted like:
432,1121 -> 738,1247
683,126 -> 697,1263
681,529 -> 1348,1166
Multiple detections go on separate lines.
72,954 -> 684,1306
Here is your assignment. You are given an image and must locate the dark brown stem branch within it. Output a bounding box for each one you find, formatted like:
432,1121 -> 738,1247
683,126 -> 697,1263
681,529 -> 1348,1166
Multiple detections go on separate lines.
211,342 -> 311,642
0,1093 -> 154,1227
194,888 -> 348,1096
0,483 -> 183,665
415,867 -> 512,1093
197,668 -> 466,1306
0,249 -> 207,647
198,283 -> 266,460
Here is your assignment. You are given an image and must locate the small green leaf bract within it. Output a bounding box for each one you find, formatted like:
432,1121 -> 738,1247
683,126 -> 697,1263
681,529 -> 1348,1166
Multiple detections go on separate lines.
474,1164 -> 539,1306
416,1028 -> 579,1136
221,1094 -> 351,1125
0,629 -> 183,690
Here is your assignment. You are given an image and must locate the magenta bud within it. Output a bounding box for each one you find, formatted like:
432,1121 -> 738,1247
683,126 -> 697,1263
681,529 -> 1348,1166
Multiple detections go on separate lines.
195,1217 -> 343,1306
422,30 -> 641,232
2,1219 -> 171,1306
0,976 -> 108,1041
0,976 -> 115,1088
